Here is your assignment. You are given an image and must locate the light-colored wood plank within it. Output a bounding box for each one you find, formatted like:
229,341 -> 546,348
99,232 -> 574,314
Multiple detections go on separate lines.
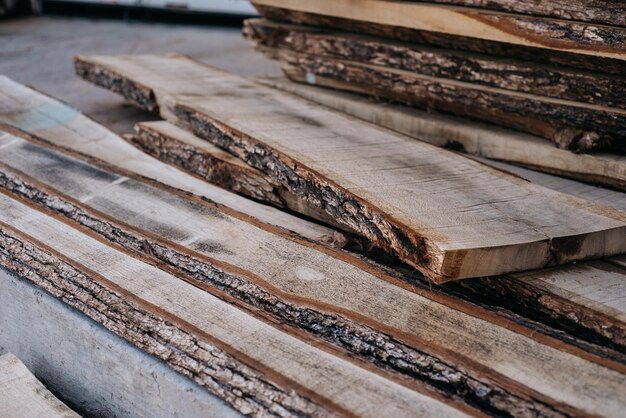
0,353 -> 79,418
250,0 -> 626,61
258,75 -> 626,191
0,75 -> 340,245
131,121 -> 349,232
1,129 -> 624,417
0,192 -> 470,418
74,54 -> 626,282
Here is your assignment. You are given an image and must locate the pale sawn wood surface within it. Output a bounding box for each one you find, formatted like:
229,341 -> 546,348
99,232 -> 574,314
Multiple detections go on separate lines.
74,54 -> 626,281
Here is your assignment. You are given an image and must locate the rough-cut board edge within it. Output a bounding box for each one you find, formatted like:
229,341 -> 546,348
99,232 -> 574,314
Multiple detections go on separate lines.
0,353 -> 80,418
404,0 -> 626,27
0,221 -> 341,418
244,18 -> 626,111
0,128 -> 619,418
129,121 -> 353,233
250,0 -> 626,61
255,76 -> 626,191
73,55 -> 626,283
253,5 -> 626,76
0,159 -> 583,418
274,49 -> 626,152
3,123 -> 626,382
0,75 -> 342,247
253,76 -> 626,351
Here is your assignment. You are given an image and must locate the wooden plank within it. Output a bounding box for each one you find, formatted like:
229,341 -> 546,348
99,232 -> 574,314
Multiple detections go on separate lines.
131,121 -> 349,231
74,54 -> 626,282
257,75 -> 626,191
250,0 -> 626,62
245,19 -> 626,110
0,193 -> 471,418
401,0 -> 626,27
0,353 -> 79,418
274,49 -> 626,152
0,129 -> 625,417
0,75 -> 342,246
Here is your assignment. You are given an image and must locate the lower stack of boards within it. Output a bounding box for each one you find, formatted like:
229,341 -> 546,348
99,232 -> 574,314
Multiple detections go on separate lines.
1,43 -> 625,418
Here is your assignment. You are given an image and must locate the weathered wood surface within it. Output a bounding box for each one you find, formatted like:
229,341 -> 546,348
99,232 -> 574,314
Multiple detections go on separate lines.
0,353 -> 79,418
0,76 -> 341,246
257,76 -> 626,191
0,193 -> 473,418
250,0 -> 626,61
74,54 -> 626,282
275,49 -> 626,152
131,121 -> 348,231
245,19 -> 626,110
405,0 -> 626,27
1,129 -> 626,417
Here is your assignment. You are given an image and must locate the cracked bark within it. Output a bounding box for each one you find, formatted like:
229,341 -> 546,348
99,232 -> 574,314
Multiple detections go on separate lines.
0,226 -> 329,418
274,51 -> 625,152
244,19 -> 626,110
252,5 -> 626,75
0,166 -> 579,418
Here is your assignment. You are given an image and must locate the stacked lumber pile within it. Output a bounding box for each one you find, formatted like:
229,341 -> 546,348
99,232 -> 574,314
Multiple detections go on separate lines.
0,44 -> 625,416
243,0 -> 626,190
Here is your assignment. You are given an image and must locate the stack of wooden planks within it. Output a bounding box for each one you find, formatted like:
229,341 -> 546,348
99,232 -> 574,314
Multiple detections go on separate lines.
0,43 -> 625,416
243,0 -> 626,190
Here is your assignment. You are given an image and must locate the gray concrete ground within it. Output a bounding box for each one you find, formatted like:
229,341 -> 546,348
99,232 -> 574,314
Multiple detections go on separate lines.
0,15 -> 281,133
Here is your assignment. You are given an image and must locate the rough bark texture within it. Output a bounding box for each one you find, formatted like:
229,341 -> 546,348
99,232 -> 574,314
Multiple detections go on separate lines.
244,19 -> 626,110
255,6 -> 626,75
0,167 -> 578,418
276,51 -> 625,152
0,225 -> 328,418
409,0 -> 626,26
130,127 -> 285,207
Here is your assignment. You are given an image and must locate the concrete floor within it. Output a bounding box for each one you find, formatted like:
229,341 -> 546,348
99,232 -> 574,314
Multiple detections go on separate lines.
0,14 -> 281,133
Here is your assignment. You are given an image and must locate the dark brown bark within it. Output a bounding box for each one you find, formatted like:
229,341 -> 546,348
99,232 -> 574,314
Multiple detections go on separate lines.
0,225 -> 328,418
408,0 -> 626,27
254,6 -> 626,75
244,19 -> 626,110
276,51 -> 626,152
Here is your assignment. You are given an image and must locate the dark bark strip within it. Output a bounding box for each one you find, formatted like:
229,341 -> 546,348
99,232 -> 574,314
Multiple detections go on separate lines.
130,126 -> 286,207
244,19 -> 626,110
254,6 -> 626,75
408,0 -> 626,27
0,169 -> 576,418
0,227 -> 328,418
277,52 -> 625,152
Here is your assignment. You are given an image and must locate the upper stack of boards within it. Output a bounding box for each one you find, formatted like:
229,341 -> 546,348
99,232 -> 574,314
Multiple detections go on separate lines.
243,0 -> 626,191
1,7 -> 626,415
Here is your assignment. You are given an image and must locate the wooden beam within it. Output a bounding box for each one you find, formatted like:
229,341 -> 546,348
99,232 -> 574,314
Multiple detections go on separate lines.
274,49 -> 626,152
250,0 -> 626,61
0,192 -> 474,418
397,0 -> 626,27
256,75 -> 626,191
0,353 -> 79,418
0,128 -> 625,418
0,75 -> 343,246
245,19 -> 626,111
74,54 -> 626,282
131,121 -> 349,231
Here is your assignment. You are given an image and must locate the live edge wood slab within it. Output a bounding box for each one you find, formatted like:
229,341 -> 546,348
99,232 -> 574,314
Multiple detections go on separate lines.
1,128 -> 626,417
74,54 -> 626,282
250,0 -> 626,62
